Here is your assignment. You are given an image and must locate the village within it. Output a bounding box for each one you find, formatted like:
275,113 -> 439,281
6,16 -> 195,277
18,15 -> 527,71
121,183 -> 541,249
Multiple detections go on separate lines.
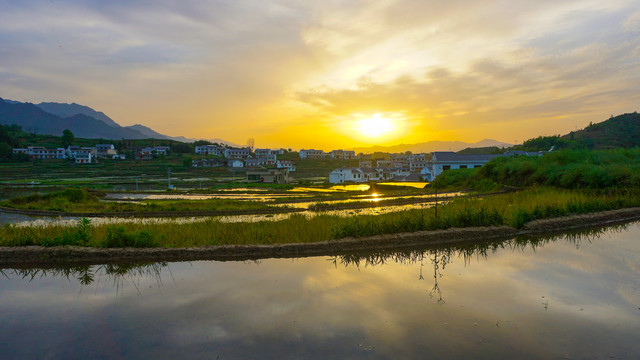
10,141 -> 550,186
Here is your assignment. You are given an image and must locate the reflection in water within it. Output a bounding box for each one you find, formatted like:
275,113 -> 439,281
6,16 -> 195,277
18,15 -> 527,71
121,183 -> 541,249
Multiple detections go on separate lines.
1,262 -> 169,290
377,182 -> 429,189
329,184 -> 371,191
2,202 -> 438,227
0,223 -> 639,359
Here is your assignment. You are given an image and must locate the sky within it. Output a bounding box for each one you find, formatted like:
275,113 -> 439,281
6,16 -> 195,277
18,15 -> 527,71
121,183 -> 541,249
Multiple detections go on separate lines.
1,0 -> 639,149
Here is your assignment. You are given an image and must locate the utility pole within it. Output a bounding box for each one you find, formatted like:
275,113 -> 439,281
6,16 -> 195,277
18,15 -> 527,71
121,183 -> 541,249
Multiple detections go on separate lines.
168,168 -> 171,189
434,187 -> 438,219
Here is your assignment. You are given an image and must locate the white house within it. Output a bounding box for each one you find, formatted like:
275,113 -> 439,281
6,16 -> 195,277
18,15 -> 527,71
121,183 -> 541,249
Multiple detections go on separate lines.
14,146 -> 67,160
246,168 -> 290,184
376,160 -> 391,169
420,152 -> 503,181
228,159 -> 244,168
254,148 -> 270,157
328,167 -> 392,183
299,149 -> 326,159
96,144 -> 117,157
75,153 -> 93,164
409,160 -> 429,172
276,160 -> 296,172
389,153 -> 410,166
152,146 -> 170,155
225,147 -> 250,159
67,146 -> 95,159
246,154 -> 276,167
195,145 -> 225,156
255,148 -> 284,157
245,158 -> 267,167
329,168 -> 365,183
329,150 -> 357,160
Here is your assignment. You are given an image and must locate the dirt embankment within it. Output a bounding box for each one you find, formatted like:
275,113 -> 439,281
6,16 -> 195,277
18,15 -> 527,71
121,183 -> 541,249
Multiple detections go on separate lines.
1,207 -> 640,266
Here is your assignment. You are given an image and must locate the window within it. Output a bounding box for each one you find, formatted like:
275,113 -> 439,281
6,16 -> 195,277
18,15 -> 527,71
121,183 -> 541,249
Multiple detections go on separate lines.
460,165 -> 467,169
474,165 -> 482,168
443,165 -> 451,171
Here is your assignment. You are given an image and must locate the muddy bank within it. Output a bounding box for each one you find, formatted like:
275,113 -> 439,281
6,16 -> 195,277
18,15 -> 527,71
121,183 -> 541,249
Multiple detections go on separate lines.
1,207 -> 640,266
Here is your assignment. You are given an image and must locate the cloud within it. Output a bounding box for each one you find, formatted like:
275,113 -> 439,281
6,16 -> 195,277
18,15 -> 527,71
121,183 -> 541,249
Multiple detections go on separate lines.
0,0 -> 639,146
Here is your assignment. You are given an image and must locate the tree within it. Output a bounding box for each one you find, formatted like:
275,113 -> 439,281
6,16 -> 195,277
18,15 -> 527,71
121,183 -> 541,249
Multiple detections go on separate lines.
62,129 -> 75,147
246,138 -> 255,150
193,140 -> 213,146
173,143 -> 193,153
0,142 -> 11,161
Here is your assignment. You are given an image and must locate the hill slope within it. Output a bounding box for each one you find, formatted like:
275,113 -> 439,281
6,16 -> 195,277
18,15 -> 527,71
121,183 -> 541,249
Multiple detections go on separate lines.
518,112 -> 640,151
36,102 -> 120,128
567,112 -> 640,149
0,98 -> 149,139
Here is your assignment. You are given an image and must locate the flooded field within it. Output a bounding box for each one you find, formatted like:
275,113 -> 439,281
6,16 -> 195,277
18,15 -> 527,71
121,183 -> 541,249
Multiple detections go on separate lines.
1,187 -> 460,227
0,202 -> 436,226
1,222 -> 639,358
105,193 -> 315,201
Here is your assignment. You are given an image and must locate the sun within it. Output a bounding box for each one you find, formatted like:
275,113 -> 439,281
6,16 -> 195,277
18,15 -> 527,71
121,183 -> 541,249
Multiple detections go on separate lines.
357,114 -> 395,138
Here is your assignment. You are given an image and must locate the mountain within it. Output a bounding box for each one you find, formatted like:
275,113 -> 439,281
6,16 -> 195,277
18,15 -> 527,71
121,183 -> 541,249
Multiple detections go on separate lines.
36,102 -> 120,128
0,98 -> 152,139
351,139 -> 512,154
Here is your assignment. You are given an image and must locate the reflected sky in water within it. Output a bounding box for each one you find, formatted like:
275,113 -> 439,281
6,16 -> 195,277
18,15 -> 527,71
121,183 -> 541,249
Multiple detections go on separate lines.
1,224 -> 639,359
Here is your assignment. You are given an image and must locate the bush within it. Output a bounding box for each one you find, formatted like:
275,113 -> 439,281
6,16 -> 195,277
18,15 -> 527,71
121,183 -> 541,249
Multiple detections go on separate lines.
104,226 -> 157,248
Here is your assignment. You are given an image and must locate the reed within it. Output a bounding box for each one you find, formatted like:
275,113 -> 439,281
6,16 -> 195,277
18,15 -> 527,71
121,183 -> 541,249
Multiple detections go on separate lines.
2,187 -> 638,248
429,148 -> 640,191
1,188 -> 278,212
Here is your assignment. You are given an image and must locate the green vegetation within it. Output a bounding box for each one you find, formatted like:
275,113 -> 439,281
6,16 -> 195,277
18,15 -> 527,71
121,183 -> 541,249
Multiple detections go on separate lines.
457,146 -> 505,155
433,148 -> 640,190
428,168 -> 501,192
1,187 -> 638,248
515,112 -> 640,151
1,188 -> 277,213
0,124 -> 29,162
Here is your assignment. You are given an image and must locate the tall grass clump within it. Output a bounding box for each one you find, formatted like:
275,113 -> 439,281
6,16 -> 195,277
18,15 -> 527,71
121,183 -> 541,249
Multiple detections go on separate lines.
428,148 -> 640,192
479,148 -> 640,189
1,190 -> 277,213
2,188 -> 640,248
428,168 -> 500,192
4,188 -> 101,211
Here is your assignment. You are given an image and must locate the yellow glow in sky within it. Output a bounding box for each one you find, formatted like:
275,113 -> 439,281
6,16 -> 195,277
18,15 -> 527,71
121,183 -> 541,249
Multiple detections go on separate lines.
1,1 -> 638,149
357,114 -> 394,138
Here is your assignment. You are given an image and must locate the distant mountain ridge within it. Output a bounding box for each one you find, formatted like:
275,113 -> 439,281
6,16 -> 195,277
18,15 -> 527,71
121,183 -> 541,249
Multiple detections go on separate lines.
351,139 -> 512,154
0,99 -> 152,139
36,102 -> 121,128
0,97 -> 238,144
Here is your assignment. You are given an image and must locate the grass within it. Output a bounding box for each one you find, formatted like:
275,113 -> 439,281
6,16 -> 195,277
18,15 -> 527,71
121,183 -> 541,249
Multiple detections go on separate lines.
2,187 -> 639,248
430,148 -> 640,191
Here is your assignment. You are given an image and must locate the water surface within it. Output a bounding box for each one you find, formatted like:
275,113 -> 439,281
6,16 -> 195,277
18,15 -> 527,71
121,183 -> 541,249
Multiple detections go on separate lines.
1,223 -> 639,359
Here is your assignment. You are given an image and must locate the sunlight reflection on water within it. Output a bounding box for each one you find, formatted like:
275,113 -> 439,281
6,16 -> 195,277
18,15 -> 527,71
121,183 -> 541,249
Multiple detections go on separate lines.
4,203 -> 437,227
1,223 -> 639,358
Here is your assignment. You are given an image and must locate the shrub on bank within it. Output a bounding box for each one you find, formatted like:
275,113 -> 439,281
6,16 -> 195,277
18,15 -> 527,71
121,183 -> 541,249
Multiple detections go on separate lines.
429,148 -> 640,191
